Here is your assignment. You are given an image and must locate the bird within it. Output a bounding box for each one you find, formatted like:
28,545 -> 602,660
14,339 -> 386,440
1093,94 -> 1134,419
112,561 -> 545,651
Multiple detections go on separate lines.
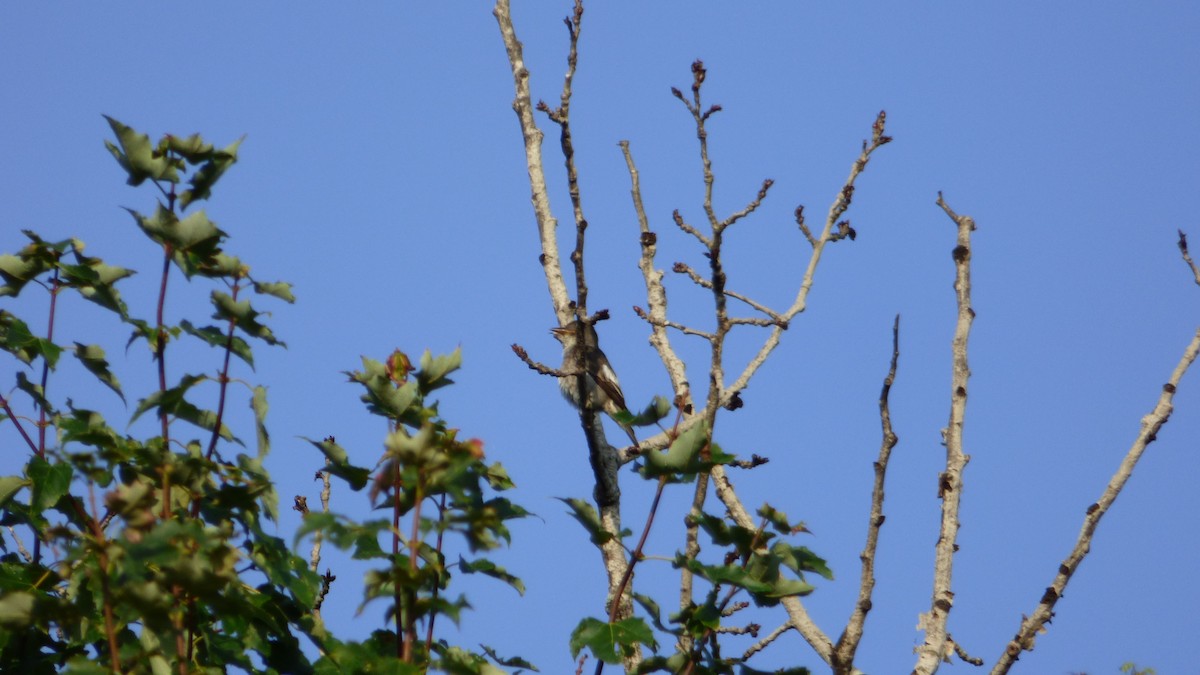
550,320 -> 639,447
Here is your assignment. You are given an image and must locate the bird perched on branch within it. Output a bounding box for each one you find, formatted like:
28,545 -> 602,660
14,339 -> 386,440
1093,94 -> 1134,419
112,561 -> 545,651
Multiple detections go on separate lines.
551,320 -> 639,447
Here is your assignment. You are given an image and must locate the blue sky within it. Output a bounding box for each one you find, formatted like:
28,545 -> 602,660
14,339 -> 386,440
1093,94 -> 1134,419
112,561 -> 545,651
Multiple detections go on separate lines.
3,3 -> 1199,673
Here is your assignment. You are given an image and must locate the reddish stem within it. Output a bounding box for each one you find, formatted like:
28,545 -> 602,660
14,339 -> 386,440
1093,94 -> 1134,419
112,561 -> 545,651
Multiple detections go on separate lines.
37,267 -> 61,456
156,182 -> 177,522
86,483 -> 122,673
0,396 -> 38,454
206,281 -> 239,461
401,475 -> 423,661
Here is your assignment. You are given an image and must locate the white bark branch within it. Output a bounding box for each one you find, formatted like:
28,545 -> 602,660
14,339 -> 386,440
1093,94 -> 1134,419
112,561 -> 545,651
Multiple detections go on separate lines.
990,326 -> 1200,674
913,194 -> 976,674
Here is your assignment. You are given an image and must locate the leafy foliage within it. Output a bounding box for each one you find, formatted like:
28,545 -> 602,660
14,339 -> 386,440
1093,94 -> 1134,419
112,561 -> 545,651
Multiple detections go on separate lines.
0,120 -> 527,674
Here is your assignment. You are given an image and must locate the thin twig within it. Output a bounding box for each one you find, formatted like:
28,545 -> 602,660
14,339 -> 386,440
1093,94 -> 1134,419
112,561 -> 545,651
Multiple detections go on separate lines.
424,492 -> 449,654
36,267 -> 61,458
672,263 -> 784,323
721,178 -> 773,229
156,185 -> 176,522
744,622 -> 795,659
5,526 -> 33,562
834,315 -> 900,674
1177,230 -> 1200,287
595,474 -> 669,675
0,394 -> 39,455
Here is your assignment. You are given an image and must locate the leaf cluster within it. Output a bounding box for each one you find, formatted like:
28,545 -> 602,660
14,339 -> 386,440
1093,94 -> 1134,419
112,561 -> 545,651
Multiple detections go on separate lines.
0,120 -> 528,674
301,346 -> 531,671
563,415 -> 830,671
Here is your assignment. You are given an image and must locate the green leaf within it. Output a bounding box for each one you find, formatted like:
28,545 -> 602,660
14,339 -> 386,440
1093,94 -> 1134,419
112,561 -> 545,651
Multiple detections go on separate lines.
72,343 -> 124,400
558,497 -> 616,546
416,347 -> 461,393
251,385 -> 269,459
771,542 -> 833,581
615,395 -> 672,428
695,512 -> 772,554
0,311 -> 54,366
348,357 -> 419,420
435,645 -> 508,675
164,132 -> 214,162
0,591 -> 34,627
16,372 -> 53,414
103,115 -> 179,185
28,457 -> 72,513
480,645 -> 538,672
483,462 -> 516,491
675,555 -> 774,596
0,252 -> 53,298
640,418 -> 708,477
757,503 -> 810,535
569,617 -> 656,663
675,551 -> 815,607
458,556 -> 525,595
188,252 -> 245,279
132,374 -> 237,442
302,437 -> 370,491
179,319 -> 254,367
127,204 -> 226,260
632,592 -> 675,636
179,136 -> 242,209
124,317 -> 158,353
0,476 -> 28,510
252,280 -> 296,303
58,404 -> 121,452
63,253 -> 134,317
212,291 -> 283,346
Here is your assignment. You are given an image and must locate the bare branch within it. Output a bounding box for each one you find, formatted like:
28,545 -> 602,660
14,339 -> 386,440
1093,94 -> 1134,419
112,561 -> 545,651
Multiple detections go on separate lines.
622,142 -> 693,411
4,526 -> 33,563
549,0 -> 595,319
834,315 -> 901,673
721,178 -> 774,230
511,342 -> 573,378
727,316 -> 782,328
632,306 -> 716,342
796,204 -> 816,247
674,209 -> 711,247
496,4 -> 635,668
744,622 -> 795,659
723,111 -> 891,404
672,262 -> 784,322
913,194 -> 977,674
951,635 -> 983,666
991,326 -> 1200,674
686,60 -> 721,232
674,261 -> 710,288
492,0 -> 572,322
716,622 -> 761,636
